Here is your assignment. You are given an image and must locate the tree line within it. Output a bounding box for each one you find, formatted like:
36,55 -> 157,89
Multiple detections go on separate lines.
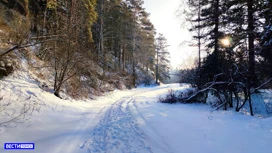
0,0 -> 171,98
179,0 -> 272,115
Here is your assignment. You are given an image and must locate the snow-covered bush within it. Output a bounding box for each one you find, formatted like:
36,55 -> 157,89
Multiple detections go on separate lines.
0,96 -> 39,126
158,88 -> 203,104
158,89 -> 178,104
206,91 -> 220,106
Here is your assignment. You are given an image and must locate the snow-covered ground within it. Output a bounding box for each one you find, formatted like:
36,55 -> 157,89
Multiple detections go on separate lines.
0,74 -> 272,153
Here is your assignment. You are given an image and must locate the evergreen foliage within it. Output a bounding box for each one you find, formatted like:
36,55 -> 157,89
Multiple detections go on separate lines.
0,0 -> 159,98
155,33 -> 171,83
179,0 -> 272,115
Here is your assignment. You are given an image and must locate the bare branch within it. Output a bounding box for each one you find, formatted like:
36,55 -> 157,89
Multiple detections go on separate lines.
251,78 -> 272,94
0,41 -> 46,58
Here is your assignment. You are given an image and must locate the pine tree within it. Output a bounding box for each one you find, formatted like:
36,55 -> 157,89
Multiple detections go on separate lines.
261,0 -> 272,63
155,33 -> 170,84
193,0 -> 225,84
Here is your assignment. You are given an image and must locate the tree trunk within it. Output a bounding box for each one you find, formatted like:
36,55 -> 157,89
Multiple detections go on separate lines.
122,33 -> 126,71
54,85 -> 62,98
214,0 -> 219,57
229,90 -> 233,108
198,0 -> 201,69
196,0 -> 202,89
248,89 -> 254,116
133,60 -> 136,87
156,48 -> 159,84
247,0 -> 256,85
99,0 -> 105,67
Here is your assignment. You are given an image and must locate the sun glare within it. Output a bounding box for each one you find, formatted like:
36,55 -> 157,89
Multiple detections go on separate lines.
221,37 -> 231,47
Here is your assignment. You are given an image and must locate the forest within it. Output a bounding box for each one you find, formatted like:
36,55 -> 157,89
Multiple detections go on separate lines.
0,0 -> 170,98
0,0 -> 272,115
168,0 -> 272,116
0,1 -> 272,152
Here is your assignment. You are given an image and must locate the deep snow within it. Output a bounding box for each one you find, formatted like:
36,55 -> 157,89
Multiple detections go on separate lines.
0,73 -> 272,153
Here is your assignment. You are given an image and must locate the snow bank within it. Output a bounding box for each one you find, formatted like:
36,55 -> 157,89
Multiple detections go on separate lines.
0,72 -> 135,153
131,95 -> 272,153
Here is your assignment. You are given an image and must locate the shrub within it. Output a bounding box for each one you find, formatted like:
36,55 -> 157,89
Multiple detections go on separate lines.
158,89 -> 178,104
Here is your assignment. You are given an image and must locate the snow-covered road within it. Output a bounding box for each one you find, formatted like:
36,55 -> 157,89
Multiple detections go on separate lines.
0,77 -> 272,153
0,76 -> 182,153
86,85 -> 180,153
89,97 -> 152,153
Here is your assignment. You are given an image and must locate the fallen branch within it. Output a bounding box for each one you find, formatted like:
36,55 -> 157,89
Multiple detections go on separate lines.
0,41 -> 43,58
251,78 -> 272,94
0,45 -> 19,58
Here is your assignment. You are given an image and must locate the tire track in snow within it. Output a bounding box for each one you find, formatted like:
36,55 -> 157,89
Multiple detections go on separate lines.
88,97 -> 153,153
131,101 -> 174,153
